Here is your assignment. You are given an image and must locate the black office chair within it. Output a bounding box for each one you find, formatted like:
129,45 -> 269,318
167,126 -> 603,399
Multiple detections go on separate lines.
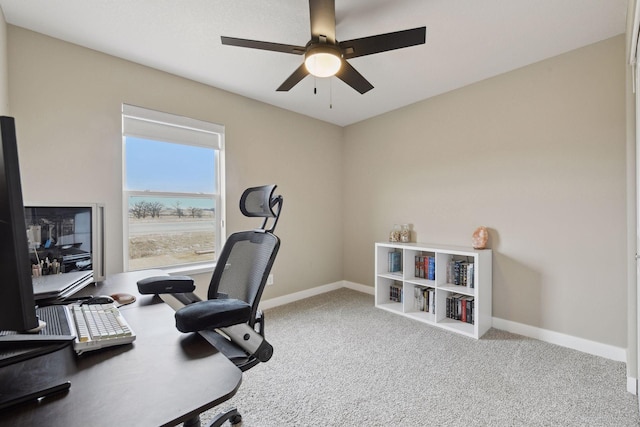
185,185 -> 282,427
173,185 -> 282,427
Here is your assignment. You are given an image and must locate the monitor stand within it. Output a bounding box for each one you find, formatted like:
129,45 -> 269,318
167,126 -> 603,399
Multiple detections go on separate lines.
0,334 -> 74,368
0,304 -> 75,367
0,338 -> 73,411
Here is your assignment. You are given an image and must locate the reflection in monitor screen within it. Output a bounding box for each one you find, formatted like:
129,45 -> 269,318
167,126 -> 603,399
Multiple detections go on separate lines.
24,204 -> 105,282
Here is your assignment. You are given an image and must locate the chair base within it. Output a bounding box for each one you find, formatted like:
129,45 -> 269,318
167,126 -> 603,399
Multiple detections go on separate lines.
208,407 -> 242,427
183,408 -> 242,427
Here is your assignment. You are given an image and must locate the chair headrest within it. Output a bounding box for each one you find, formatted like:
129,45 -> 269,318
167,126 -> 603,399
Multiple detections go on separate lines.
240,185 -> 283,233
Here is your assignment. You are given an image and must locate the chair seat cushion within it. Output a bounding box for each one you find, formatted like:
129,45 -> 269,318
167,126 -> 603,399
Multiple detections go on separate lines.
175,298 -> 252,333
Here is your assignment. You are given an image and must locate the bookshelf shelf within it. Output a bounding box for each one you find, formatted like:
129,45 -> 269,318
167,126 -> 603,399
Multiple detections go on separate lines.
375,242 -> 492,339
378,272 -> 403,281
404,277 -> 436,287
438,284 -> 475,296
405,310 -> 436,323
377,302 -> 404,314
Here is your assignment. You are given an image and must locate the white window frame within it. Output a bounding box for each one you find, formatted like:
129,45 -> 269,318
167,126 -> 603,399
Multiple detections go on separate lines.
121,104 -> 225,274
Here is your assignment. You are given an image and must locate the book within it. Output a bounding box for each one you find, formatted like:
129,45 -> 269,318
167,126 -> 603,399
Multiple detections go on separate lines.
427,256 -> 435,280
462,296 -> 474,323
388,251 -> 402,273
413,286 -> 433,312
389,281 -> 403,302
465,296 -> 474,324
414,286 -> 423,311
429,288 -> 435,313
445,293 -> 468,320
445,260 -> 474,287
414,254 -> 435,280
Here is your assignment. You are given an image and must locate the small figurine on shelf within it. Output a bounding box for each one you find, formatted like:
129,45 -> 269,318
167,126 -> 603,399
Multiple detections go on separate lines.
400,224 -> 411,243
472,226 -> 489,249
389,224 -> 401,242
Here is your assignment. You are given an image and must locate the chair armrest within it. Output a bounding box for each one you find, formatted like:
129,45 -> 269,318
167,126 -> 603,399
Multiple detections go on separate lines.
136,276 -> 195,294
175,299 -> 251,333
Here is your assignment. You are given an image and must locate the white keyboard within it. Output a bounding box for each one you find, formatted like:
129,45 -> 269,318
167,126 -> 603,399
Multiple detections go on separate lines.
69,303 -> 136,354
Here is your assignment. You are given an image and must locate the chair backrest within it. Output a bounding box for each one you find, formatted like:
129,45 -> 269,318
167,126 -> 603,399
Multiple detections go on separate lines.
207,231 -> 279,324
207,185 -> 282,325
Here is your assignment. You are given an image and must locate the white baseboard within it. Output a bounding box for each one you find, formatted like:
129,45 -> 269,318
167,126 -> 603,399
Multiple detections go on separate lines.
260,281 -> 374,310
342,280 -> 375,295
259,281 -> 345,310
260,281 -> 628,366
627,377 -> 637,395
491,317 -> 626,363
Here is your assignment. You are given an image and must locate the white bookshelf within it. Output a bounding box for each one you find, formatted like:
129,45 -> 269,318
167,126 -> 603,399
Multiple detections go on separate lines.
375,242 -> 492,339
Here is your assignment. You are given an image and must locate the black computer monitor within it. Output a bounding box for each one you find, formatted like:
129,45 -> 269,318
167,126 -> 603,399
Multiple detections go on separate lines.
0,116 -> 40,332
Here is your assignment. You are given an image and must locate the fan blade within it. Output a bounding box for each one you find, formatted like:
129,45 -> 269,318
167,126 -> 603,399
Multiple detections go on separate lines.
276,63 -> 310,91
339,27 -> 426,59
221,36 -> 305,55
309,0 -> 336,43
335,60 -> 373,94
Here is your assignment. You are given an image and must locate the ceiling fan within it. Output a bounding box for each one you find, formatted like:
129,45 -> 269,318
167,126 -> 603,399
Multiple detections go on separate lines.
221,0 -> 426,94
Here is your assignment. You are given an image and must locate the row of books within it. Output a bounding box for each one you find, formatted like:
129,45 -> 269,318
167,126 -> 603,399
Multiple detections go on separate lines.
389,281 -> 402,302
389,252 -> 474,288
390,284 -> 475,325
446,260 -> 475,288
388,251 -> 402,273
446,293 -> 475,324
414,286 -> 435,313
414,255 -> 435,280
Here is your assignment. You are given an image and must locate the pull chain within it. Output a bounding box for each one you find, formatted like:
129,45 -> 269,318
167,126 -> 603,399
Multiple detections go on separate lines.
329,78 -> 333,109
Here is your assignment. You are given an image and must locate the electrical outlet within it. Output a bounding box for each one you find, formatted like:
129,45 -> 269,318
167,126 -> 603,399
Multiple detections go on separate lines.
266,274 -> 274,286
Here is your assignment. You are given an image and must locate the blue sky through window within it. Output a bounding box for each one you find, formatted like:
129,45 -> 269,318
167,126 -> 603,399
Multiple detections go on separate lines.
125,137 -> 216,193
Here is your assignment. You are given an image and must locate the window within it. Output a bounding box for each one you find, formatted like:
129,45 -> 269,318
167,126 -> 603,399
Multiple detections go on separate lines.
122,104 -> 225,272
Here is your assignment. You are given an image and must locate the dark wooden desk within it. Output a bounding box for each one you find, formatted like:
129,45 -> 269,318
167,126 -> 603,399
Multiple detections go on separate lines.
0,271 -> 242,426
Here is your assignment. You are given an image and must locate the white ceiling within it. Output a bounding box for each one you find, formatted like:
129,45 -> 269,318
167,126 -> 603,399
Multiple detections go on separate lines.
0,0 -> 629,126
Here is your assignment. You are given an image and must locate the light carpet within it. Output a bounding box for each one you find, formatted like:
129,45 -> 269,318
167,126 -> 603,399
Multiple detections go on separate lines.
200,288 -> 639,426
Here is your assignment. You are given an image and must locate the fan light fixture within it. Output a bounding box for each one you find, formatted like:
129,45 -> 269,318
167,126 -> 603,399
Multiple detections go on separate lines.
304,45 -> 342,78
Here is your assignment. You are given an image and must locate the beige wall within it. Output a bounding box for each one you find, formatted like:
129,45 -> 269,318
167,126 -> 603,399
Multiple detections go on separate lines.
343,35 -> 627,347
7,26 -> 345,300
625,0 -> 638,386
0,9 -> 7,114
4,24 -> 629,348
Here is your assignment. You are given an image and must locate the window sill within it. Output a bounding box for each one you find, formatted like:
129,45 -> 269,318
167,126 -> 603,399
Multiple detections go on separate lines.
162,262 -> 216,277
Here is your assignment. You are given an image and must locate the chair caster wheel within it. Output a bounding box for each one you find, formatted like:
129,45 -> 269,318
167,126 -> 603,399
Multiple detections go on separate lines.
230,414 -> 242,425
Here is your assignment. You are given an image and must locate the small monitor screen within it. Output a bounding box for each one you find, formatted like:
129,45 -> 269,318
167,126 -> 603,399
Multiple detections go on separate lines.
24,206 -> 94,277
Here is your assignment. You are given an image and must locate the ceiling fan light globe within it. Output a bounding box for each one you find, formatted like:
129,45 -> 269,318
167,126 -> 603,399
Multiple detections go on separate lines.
305,51 -> 341,78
